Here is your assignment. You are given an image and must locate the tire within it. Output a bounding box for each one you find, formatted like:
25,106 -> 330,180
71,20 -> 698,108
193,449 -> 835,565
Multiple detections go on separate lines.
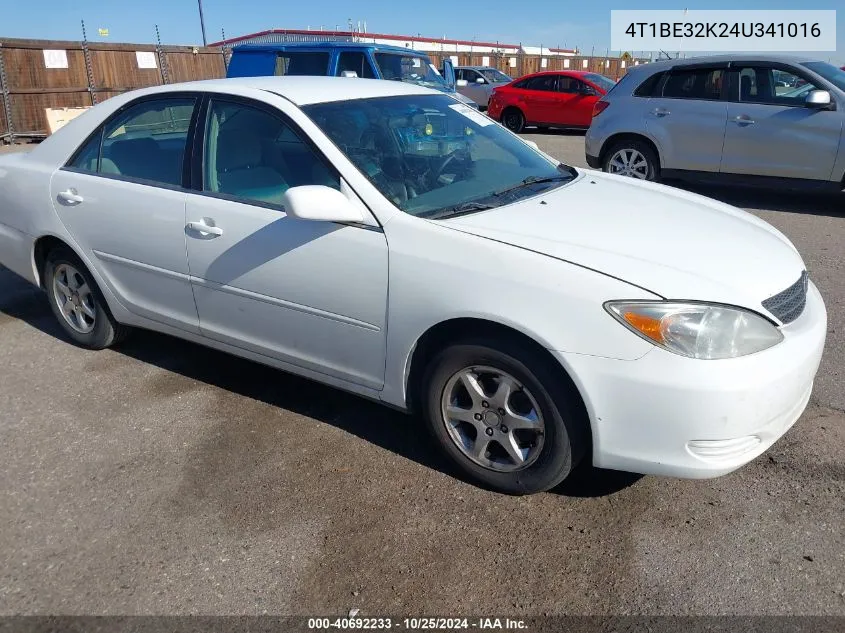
43,246 -> 129,349
421,337 -> 587,495
501,108 -> 525,133
602,138 -> 660,181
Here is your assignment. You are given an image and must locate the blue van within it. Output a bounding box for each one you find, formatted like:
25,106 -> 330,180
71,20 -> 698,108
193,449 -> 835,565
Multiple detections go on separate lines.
226,42 -> 479,108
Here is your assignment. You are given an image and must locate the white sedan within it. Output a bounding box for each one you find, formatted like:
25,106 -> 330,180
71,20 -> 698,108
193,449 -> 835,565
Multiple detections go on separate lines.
0,77 -> 827,494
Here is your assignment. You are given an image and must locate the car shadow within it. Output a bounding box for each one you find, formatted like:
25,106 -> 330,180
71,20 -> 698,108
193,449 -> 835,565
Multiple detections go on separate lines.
664,179 -> 844,218
0,266 -> 640,499
524,127 -> 587,136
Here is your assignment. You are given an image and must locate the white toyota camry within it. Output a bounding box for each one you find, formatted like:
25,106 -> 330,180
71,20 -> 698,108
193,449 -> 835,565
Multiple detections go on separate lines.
0,77 -> 827,494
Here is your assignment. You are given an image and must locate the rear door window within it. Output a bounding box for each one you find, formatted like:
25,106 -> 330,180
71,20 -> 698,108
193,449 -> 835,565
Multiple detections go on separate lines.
662,68 -> 724,100
524,75 -> 558,91
274,52 -> 330,76
68,97 -> 196,188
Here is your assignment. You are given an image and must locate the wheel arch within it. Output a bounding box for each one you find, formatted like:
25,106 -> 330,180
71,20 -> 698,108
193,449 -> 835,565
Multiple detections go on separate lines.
32,234 -> 76,289
599,132 -> 663,169
500,105 -> 526,123
403,317 -> 593,456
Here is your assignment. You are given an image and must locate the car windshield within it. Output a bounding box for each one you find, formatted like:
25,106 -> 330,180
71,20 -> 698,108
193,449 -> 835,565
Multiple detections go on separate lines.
801,61 -> 845,92
374,53 -> 448,89
480,68 -> 512,83
584,73 -> 617,92
304,94 -> 576,218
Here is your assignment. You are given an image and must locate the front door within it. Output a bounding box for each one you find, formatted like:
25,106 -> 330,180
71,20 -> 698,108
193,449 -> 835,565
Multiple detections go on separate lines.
50,95 -> 200,332
460,69 -> 491,108
644,65 -> 729,173
555,75 -> 599,127
184,96 -> 389,389
720,64 -> 842,180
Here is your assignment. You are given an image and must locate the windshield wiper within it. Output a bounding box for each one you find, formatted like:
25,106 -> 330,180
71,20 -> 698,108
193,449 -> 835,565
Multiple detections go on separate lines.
493,174 -> 572,199
421,201 -> 497,220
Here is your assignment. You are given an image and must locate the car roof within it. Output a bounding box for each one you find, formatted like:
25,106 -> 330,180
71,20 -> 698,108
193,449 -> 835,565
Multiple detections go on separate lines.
232,41 -> 424,55
627,53 -> 821,74
456,66 -> 502,71
518,70 -> 598,78
129,76 -> 435,106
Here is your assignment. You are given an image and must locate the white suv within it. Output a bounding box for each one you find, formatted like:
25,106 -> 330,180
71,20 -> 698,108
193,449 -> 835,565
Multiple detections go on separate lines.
585,55 -> 845,192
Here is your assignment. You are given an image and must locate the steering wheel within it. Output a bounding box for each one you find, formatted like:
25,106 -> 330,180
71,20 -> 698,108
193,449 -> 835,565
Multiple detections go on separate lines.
432,150 -> 468,186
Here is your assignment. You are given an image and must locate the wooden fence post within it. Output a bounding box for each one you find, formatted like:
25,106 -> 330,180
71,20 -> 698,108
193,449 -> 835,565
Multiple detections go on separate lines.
0,43 -> 14,142
81,21 -> 98,106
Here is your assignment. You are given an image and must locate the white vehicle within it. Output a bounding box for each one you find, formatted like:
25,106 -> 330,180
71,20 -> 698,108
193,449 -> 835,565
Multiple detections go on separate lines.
0,77 -> 826,495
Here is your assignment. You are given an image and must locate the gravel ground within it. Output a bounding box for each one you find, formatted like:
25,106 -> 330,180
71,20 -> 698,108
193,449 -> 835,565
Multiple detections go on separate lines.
0,136 -> 843,617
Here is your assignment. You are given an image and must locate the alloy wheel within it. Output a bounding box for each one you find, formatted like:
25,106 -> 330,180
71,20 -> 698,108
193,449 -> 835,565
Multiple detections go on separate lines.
52,263 -> 96,334
440,365 -> 546,472
607,148 -> 650,179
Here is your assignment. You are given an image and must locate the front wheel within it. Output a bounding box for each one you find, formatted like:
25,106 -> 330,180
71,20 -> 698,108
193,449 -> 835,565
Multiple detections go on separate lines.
603,139 -> 659,181
421,338 -> 586,495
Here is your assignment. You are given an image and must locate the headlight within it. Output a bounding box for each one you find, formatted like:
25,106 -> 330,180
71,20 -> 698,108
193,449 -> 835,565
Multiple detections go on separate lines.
605,301 -> 783,360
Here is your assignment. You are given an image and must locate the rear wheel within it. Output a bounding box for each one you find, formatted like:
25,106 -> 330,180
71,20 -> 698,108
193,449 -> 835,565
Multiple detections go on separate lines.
501,108 -> 525,133
421,337 -> 586,495
44,246 -> 128,349
603,139 -> 659,181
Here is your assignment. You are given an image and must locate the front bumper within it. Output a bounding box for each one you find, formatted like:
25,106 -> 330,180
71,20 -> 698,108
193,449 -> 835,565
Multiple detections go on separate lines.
556,281 -> 827,478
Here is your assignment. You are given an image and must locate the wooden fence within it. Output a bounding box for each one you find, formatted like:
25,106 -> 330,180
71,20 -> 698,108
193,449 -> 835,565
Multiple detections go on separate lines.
0,38 -> 228,141
0,37 -> 643,141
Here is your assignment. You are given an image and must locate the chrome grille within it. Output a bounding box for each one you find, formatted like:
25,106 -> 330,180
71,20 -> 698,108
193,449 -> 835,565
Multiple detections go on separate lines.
762,271 -> 809,325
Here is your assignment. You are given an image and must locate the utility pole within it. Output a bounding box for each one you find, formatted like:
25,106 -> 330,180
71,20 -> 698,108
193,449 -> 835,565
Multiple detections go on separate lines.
197,0 -> 208,46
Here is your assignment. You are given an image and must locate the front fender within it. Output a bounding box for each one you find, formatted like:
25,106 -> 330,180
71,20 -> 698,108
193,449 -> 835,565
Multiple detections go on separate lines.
379,214 -> 657,409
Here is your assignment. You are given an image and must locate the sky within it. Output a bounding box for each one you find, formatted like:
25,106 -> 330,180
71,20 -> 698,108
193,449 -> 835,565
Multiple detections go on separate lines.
3,0 -> 843,65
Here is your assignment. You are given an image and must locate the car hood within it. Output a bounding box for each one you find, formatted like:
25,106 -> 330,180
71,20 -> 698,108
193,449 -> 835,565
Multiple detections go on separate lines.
443,170 -> 806,314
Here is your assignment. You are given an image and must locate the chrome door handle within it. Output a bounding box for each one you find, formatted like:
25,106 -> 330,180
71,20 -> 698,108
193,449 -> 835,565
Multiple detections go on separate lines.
57,189 -> 84,204
186,220 -> 223,238
732,115 -> 756,125
652,108 -> 670,117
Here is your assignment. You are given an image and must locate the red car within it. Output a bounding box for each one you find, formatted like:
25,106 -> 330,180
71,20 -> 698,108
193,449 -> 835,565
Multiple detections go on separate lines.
487,70 -> 617,133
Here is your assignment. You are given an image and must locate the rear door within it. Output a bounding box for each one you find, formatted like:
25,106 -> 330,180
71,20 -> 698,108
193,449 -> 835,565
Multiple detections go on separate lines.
720,63 -> 842,180
50,95 -> 201,332
644,64 -> 729,172
520,75 -> 560,124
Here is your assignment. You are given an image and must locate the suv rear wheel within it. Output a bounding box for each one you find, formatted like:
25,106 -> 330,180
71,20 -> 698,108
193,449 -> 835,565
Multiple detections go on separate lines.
603,139 -> 659,181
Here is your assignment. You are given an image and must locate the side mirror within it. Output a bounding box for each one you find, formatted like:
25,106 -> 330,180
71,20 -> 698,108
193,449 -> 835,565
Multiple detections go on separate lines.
456,79 -> 468,87
805,90 -> 833,109
340,70 -> 358,78
280,186 -> 365,223
476,77 -> 486,84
